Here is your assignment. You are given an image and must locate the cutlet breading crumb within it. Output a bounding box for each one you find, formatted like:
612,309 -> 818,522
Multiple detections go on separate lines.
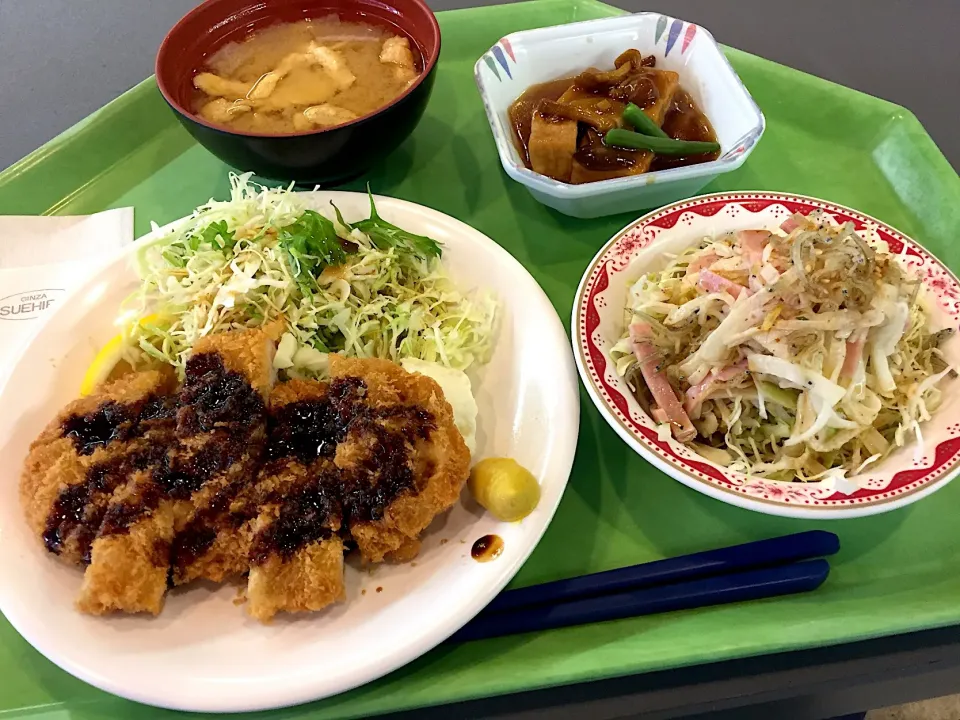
190,322 -> 281,397
167,326 -> 277,585
247,538 -> 346,621
76,476 -> 177,616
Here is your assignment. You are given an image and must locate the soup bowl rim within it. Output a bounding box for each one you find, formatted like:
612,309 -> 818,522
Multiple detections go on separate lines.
155,0 -> 442,139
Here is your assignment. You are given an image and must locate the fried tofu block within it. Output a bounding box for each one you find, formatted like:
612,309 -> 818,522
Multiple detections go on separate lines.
308,45 -> 356,91
303,104 -> 359,128
527,108 -> 578,183
193,72 -> 252,99
328,355 -> 470,564
379,36 -> 417,83
20,370 -> 174,563
380,37 -> 415,69
644,68 -> 680,126
569,67 -> 679,184
571,150 -> 653,184
199,98 -> 252,125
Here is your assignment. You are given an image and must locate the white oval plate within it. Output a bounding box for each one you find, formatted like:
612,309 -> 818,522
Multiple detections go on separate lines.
573,191 -> 960,519
0,193 -> 579,712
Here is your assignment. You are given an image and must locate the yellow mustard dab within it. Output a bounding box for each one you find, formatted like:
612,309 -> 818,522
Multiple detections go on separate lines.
468,458 -> 541,522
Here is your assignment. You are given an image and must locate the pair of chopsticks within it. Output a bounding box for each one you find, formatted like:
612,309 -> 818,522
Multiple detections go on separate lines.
449,530 -> 839,643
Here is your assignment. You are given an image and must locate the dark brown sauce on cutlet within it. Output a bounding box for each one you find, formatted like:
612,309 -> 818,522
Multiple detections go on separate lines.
250,473 -> 339,564
144,353 -> 267,572
170,521 -> 218,575
44,398 -> 177,560
266,377 -> 365,463
43,360 -> 444,575
157,430 -> 252,499
61,401 -> 139,455
178,352 -> 266,436
168,465 -> 264,578
338,404 -> 435,524
250,377 -> 437,564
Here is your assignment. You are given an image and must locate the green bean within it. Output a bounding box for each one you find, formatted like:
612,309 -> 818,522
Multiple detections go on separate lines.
622,103 -> 669,138
604,128 -> 721,156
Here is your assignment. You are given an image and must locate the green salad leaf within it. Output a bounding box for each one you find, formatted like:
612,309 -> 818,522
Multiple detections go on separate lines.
277,209 -> 348,294
352,186 -> 442,260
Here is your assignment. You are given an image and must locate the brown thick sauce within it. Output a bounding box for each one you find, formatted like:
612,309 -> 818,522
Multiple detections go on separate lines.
651,89 -> 720,171
507,61 -> 717,180
471,534 -> 504,562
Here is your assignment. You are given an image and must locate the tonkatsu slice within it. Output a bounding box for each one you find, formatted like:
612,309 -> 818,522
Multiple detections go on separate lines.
167,326 -> 278,586
246,380 -> 345,621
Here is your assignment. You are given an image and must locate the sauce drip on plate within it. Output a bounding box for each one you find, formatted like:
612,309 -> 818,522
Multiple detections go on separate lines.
471,534 -> 504,562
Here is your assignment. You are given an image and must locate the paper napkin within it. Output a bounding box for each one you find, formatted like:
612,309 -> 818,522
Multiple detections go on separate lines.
0,208 -> 134,382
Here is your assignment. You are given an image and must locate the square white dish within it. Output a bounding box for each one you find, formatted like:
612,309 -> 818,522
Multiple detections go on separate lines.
474,13 -> 766,218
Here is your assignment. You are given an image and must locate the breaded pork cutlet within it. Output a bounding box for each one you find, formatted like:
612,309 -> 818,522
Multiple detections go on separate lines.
23,329 -> 474,621
76,326 -> 276,615
245,380 -> 345,622
245,358 -> 470,620
328,355 -> 470,564
20,369 -> 177,567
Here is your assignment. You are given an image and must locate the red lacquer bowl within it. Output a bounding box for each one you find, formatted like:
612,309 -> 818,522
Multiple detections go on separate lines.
156,0 -> 440,184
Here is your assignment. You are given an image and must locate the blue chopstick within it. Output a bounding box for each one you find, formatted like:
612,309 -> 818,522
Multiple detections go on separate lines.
449,558 -> 830,643
483,530 -> 839,614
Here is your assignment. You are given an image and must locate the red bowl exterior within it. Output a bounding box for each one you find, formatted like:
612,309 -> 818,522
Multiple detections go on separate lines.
156,0 -> 441,184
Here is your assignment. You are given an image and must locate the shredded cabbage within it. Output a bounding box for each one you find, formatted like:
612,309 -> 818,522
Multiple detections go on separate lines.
121,173 -> 498,378
613,210 -> 955,481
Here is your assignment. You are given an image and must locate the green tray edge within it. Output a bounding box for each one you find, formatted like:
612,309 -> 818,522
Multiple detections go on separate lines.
2,1 -> 960,719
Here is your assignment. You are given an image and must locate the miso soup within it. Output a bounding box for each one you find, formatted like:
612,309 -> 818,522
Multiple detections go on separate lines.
191,16 -> 421,134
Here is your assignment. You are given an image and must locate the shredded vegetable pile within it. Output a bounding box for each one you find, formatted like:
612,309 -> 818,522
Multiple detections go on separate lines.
611,211 -> 955,481
122,173 -> 497,378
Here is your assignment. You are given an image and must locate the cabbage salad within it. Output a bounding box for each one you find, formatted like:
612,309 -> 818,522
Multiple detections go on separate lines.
611,211 -> 955,481
121,173 -> 497,378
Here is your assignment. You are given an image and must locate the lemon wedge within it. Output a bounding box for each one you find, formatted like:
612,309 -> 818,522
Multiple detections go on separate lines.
79,314 -> 158,396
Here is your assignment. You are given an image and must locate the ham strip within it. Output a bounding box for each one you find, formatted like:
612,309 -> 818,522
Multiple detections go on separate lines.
630,322 -> 696,442
683,360 -> 749,416
780,216 -> 801,234
736,230 -> 770,267
698,269 -> 748,298
685,251 -> 718,276
840,338 -> 865,379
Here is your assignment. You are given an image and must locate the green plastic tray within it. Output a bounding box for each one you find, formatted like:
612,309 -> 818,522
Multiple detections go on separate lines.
2,0 -> 960,717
